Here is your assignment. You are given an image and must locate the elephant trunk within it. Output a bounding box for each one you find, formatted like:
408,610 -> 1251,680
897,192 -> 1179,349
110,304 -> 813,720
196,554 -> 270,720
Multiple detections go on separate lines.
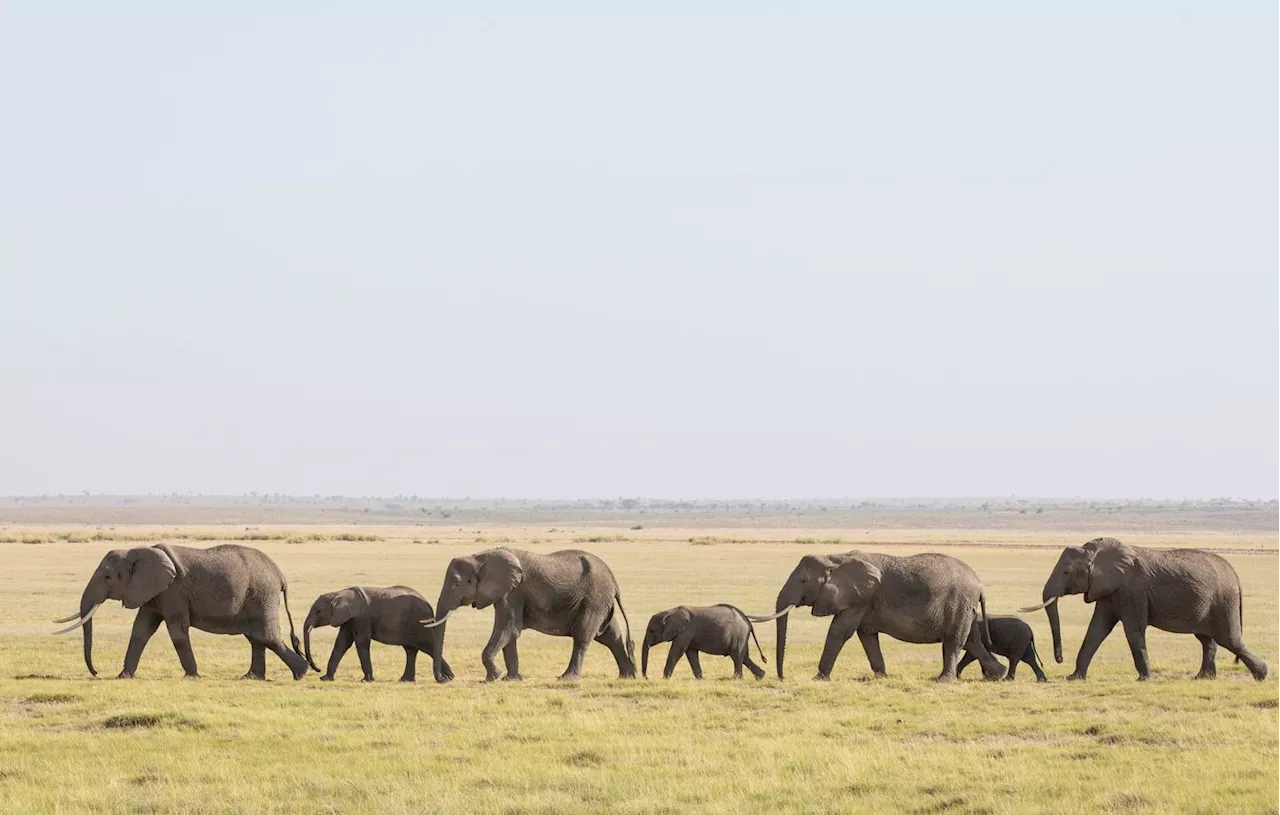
79,582 -> 105,677
302,609 -> 320,673
641,636 -> 651,679
429,597 -> 458,683
1046,598 -> 1063,664
774,587 -> 797,680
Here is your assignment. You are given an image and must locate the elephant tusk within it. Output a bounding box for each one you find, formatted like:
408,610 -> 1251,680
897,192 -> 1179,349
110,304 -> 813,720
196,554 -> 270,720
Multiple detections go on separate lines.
745,604 -> 794,623
1018,598 -> 1057,613
420,608 -> 455,629
52,603 -> 101,635
52,611 -> 83,624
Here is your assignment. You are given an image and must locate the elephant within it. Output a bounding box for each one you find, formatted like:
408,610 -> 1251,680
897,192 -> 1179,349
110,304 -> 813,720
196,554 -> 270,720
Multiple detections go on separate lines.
759,550 -> 1006,682
957,616 -> 1046,682
1021,537 -> 1268,681
302,586 -> 455,682
641,604 -> 767,680
53,543 -> 309,680
423,548 -> 636,682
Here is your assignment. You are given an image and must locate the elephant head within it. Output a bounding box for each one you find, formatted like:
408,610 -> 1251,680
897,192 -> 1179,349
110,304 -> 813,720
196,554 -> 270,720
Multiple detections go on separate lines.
54,546 -> 177,676
812,558 -> 883,618
422,549 -> 523,683
302,588 -> 368,673
1021,537 -> 1138,664
765,553 -> 852,679
641,607 -> 692,678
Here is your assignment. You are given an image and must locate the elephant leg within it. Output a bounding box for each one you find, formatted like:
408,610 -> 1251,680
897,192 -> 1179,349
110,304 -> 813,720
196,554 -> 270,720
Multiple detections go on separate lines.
857,629 -> 887,678
730,648 -> 745,679
400,646 -> 418,682
1194,634 -> 1217,679
663,633 -> 692,679
502,638 -> 522,682
1069,605 -> 1119,681
482,615 -> 520,682
686,650 -> 704,679
261,636 -> 308,680
242,640 -> 267,680
959,616 -> 1005,681
937,631 -> 963,682
560,636 -> 592,681
165,616 -> 199,678
1119,617 -> 1151,680
119,610 -> 162,679
815,612 -> 860,680
955,651 -> 977,678
323,626 -> 354,681
743,653 -> 766,680
1214,633 -> 1268,681
1027,650 -> 1048,682
593,612 -> 637,679
1003,647 -> 1021,681
351,635 -> 374,682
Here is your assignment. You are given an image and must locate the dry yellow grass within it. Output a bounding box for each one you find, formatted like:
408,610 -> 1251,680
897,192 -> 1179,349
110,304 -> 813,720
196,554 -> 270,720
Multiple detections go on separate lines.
0,527 -> 1275,813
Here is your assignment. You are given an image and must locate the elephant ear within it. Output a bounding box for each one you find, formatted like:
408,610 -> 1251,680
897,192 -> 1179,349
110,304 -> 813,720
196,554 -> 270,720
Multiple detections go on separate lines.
1085,540 -> 1138,603
661,607 -> 693,640
475,549 -> 524,609
329,588 -> 367,627
829,557 -> 883,608
122,547 -> 177,609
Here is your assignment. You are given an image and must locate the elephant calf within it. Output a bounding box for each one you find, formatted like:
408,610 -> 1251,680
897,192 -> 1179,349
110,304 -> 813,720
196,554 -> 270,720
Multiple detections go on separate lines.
303,586 -> 454,682
958,616 -> 1046,682
642,604 -> 767,680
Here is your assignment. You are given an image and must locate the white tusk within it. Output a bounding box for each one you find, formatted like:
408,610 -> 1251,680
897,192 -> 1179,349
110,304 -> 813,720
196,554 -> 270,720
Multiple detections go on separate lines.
52,603 -> 100,635
745,604 -> 794,623
420,608 -> 455,629
1018,598 -> 1057,613
52,611 -> 83,624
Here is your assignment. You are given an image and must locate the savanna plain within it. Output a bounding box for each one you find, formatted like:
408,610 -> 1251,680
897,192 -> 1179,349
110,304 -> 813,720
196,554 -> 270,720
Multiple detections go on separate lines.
0,509 -> 1276,814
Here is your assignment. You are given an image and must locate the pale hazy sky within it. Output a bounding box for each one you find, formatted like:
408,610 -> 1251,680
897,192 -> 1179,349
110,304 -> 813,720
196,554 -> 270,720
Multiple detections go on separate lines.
2,4 -> 1276,499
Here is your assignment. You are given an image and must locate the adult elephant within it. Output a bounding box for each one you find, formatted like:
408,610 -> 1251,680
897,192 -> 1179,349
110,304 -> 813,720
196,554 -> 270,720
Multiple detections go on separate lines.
422,548 -> 636,682
53,543 -> 309,680
758,551 -> 1006,682
1021,537 -> 1268,681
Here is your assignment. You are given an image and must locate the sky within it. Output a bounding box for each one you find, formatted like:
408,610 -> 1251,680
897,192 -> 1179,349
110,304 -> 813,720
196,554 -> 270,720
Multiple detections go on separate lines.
1,3 -> 1276,499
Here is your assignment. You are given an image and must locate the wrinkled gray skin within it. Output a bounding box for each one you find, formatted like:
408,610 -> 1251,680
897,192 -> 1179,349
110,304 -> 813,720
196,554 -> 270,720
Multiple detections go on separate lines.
303,586 -> 454,682
642,604 -> 767,680
768,551 -> 1005,682
1029,537 -> 1268,681
957,616 -> 1046,682
428,548 -> 636,682
61,544 -> 309,680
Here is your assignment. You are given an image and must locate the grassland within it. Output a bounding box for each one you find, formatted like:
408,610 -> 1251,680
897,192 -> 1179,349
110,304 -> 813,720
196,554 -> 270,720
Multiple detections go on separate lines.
0,524 -> 1275,814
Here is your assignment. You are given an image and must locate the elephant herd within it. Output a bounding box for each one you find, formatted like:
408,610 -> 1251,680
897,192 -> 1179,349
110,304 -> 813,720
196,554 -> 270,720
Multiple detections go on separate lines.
52,537 -> 1268,684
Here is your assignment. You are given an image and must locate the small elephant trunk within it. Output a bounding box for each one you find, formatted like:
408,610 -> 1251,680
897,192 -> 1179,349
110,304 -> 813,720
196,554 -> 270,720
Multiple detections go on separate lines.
302,609 -> 320,673
641,636 -> 652,679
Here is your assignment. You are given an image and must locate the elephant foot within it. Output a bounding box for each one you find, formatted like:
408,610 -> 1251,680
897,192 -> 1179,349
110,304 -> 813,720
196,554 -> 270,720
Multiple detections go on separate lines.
1002,675 -> 1017,682
115,671 -> 135,680
617,669 -> 637,680
934,673 -> 955,683
1194,670 -> 1216,680
240,672 -> 266,681
320,675 -> 335,682
558,672 -> 582,682
360,677 -> 375,683
1251,662 -> 1269,681
501,673 -> 523,682
1135,674 -> 1150,682
812,673 -> 831,682
1067,672 -> 1086,681
398,675 -> 415,683
182,673 -> 201,680
434,674 -> 453,684
1036,676 -> 1048,683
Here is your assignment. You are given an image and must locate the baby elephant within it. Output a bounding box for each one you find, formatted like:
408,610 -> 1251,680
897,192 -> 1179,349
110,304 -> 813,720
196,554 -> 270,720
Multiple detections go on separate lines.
959,616 -> 1047,682
303,586 -> 454,682
642,604 -> 767,680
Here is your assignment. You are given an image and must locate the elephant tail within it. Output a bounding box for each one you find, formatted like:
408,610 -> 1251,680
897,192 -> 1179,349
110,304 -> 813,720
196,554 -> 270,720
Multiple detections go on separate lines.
1235,587 -> 1243,664
978,593 -> 993,648
719,604 -> 767,664
282,580 -> 303,657
1028,639 -> 1044,672
615,592 -> 635,663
